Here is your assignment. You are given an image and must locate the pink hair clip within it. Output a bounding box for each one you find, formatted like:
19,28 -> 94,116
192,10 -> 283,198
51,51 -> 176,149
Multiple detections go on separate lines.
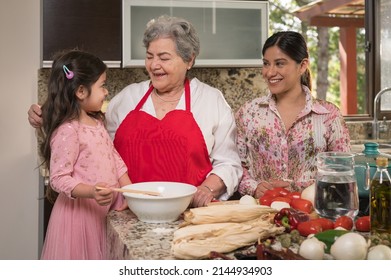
63,65 -> 74,79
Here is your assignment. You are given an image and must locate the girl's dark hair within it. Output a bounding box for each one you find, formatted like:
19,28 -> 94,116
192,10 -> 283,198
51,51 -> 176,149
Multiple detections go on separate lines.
262,31 -> 312,91
39,50 -> 107,202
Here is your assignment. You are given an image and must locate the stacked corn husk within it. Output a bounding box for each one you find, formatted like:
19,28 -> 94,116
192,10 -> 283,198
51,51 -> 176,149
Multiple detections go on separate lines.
171,204 -> 285,259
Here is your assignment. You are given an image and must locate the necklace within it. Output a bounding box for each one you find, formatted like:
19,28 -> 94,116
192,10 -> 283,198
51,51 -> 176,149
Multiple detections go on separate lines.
153,89 -> 182,102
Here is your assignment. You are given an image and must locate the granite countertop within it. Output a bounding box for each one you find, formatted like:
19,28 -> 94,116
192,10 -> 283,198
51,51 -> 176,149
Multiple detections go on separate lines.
106,209 -> 182,260
105,206 -> 371,260
106,209 -> 260,260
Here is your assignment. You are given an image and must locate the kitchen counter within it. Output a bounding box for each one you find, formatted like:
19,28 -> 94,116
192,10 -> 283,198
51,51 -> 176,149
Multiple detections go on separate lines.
105,208 -> 379,261
106,209 -> 182,260
106,209 -> 261,260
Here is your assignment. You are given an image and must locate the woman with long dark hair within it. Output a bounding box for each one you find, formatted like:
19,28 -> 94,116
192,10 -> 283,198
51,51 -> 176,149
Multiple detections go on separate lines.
236,31 -> 351,198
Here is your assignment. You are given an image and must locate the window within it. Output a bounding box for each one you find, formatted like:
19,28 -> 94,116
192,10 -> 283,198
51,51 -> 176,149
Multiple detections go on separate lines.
293,1 -> 367,119
294,0 -> 391,121
366,0 -> 391,121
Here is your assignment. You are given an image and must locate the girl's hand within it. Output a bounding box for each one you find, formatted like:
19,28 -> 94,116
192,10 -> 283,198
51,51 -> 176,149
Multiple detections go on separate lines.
254,179 -> 291,198
94,184 -> 114,206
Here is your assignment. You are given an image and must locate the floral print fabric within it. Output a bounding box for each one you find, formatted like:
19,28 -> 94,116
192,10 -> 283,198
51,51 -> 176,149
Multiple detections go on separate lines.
235,86 -> 351,196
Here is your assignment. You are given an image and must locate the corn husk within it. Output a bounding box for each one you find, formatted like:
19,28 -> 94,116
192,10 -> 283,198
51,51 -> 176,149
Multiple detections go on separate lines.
172,215 -> 285,259
181,204 -> 277,226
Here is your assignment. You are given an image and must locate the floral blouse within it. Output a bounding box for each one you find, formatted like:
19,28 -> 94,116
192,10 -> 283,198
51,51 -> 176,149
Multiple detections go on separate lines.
235,86 -> 351,196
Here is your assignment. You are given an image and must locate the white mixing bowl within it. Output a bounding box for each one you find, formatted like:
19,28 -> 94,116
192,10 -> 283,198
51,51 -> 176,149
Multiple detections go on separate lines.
122,181 -> 197,223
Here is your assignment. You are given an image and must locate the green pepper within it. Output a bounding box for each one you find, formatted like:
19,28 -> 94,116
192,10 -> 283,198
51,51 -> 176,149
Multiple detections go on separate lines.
314,229 -> 348,253
274,208 -> 309,232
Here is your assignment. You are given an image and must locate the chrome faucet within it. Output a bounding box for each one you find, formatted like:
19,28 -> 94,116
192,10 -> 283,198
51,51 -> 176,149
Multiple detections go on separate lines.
373,87 -> 391,139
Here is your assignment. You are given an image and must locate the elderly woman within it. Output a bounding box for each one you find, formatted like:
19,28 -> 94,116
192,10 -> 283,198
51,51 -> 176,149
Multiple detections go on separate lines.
28,15 -> 242,207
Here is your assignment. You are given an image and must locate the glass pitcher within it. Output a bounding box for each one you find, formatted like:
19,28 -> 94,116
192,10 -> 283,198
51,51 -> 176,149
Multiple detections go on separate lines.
315,152 -> 369,221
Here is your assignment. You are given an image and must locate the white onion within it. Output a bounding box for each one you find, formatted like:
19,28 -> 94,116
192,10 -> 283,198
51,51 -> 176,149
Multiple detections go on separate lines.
239,195 -> 257,205
301,183 -> 315,205
299,237 -> 326,260
330,232 -> 369,260
367,244 -> 391,260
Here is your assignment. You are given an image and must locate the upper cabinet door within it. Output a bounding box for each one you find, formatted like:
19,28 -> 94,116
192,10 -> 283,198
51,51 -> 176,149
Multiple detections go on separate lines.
122,0 -> 269,68
42,0 -> 121,68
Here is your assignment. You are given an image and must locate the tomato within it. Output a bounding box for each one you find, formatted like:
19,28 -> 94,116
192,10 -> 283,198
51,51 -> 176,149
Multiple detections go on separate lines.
260,188 -> 292,206
334,216 -> 354,230
272,187 -> 291,197
272,196 -> 292,204
310,218 -> 334,231
290,198 -> 313,214
286,191 -> 301,200
297,221 -> 323,237
258,195 -> 274,206
263,189 -> 280,198
355,216 -> 370,232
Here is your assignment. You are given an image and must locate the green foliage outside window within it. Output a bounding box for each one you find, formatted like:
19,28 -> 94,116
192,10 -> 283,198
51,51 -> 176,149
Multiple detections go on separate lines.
268,0 -> 366,114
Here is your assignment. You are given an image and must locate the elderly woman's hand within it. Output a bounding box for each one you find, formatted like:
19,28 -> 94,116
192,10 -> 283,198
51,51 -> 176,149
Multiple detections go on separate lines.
254,179 -> 291,199
27,104 -> 43,128
190,186 -> 215,207
190,174 -> 227,207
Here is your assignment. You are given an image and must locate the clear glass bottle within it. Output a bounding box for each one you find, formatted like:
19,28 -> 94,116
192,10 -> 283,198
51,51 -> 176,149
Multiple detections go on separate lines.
370,157 -> 391,234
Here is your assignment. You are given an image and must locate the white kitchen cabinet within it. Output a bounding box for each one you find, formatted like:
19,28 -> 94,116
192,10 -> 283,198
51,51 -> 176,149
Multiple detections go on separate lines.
122,0 -> 269,67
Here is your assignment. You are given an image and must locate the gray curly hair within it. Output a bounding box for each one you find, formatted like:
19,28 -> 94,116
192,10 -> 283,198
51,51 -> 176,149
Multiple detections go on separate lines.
143,15 -> 200,67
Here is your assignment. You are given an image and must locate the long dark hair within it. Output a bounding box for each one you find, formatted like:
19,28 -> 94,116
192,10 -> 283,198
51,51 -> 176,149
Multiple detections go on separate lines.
262,31 -> 312,91
39,50 -> 107,202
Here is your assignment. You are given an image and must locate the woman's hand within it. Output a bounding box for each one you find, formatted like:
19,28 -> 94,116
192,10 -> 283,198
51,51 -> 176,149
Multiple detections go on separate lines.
254,179 -> 291,199
191,186 -> 215,208
27,104 -> 43,128
191,174 -> 226,207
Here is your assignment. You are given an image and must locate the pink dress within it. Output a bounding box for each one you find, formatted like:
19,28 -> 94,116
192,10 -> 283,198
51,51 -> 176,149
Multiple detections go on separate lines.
41,120 -> 127,260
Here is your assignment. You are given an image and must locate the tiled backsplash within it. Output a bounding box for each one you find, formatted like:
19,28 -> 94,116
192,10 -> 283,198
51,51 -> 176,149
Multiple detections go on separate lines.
38,68 -> 374,140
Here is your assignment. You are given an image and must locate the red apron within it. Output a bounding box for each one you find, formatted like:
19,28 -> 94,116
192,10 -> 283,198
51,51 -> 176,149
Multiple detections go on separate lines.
113,79 -> 213,186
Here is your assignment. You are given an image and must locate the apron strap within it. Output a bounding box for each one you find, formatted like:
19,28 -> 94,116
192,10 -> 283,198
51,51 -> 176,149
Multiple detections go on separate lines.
134,85 -> 154,111
135,79 -> 191,112
184,78 -> 190,111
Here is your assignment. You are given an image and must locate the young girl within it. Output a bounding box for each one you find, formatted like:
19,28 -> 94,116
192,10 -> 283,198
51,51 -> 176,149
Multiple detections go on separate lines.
39,50 -> 131,260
